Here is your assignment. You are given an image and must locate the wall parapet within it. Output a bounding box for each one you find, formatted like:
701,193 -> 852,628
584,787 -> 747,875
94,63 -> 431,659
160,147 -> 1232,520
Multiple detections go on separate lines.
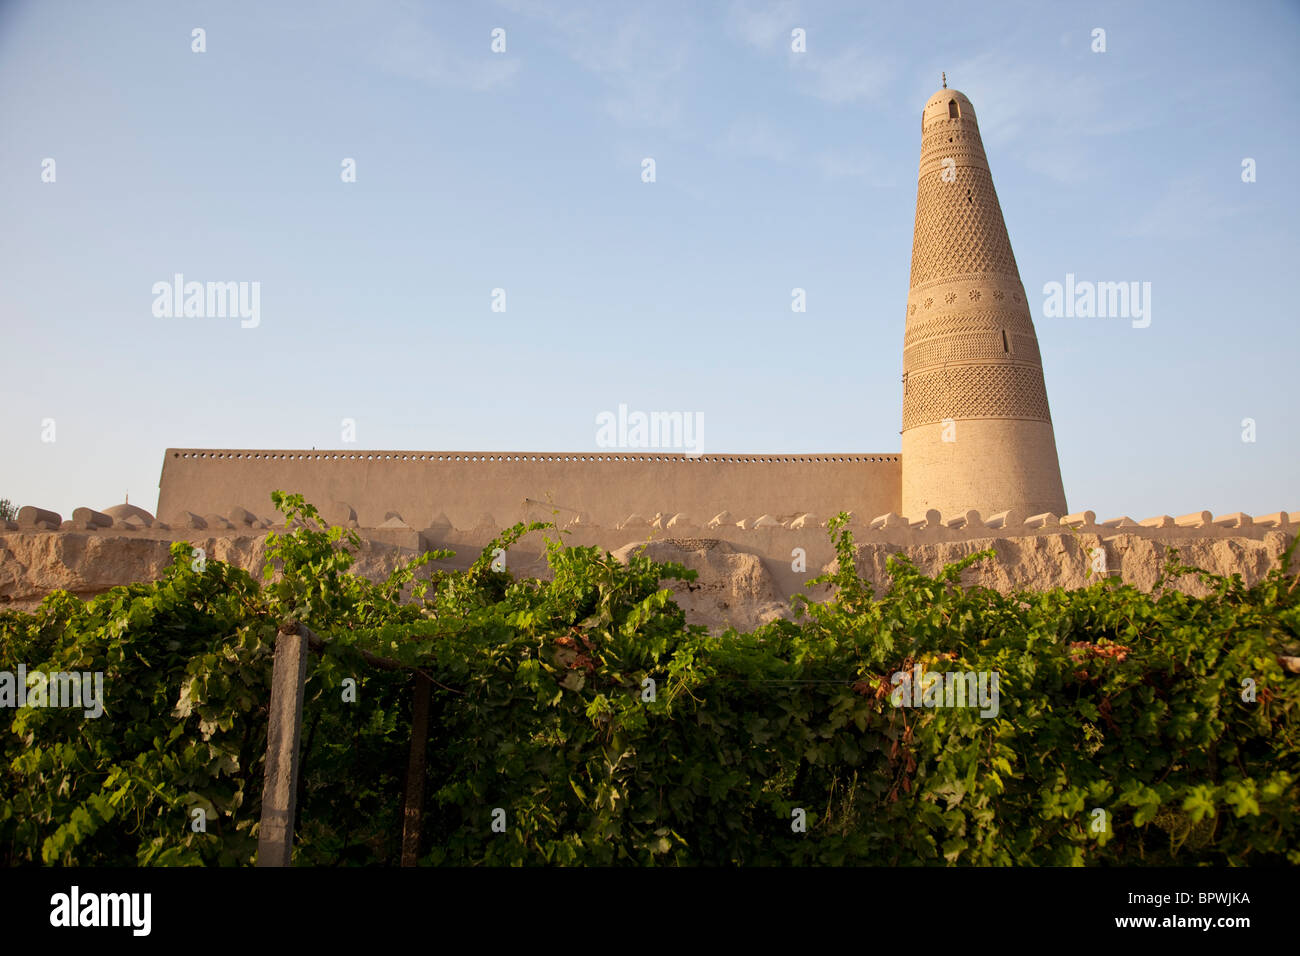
164,449 -> 901,465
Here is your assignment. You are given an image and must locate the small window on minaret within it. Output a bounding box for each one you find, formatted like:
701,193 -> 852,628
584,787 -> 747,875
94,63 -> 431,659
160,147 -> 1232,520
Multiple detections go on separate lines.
948,99 -> 959,119
1001,330 -> 1009,353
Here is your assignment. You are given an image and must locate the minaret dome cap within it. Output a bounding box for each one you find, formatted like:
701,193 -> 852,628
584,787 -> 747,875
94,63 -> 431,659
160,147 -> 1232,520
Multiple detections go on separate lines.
922,87 -> 977,127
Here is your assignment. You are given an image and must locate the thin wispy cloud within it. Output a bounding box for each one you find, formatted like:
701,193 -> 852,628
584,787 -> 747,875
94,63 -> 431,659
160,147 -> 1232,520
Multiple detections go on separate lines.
495,0 -> 691,127
373,0 -> 521,92
727,0 -> 894,105
716,115 -> 891,185
945,48 -> 1157,183
812,149 -> 886,183
792,45 -> 894,104
727,0 -> 802,50
1125,174 -> 1247,239
719,116 -> 794,163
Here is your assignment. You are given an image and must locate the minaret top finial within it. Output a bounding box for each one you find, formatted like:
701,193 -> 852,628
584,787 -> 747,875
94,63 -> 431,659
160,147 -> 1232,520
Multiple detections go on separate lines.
941,72 -> 947,88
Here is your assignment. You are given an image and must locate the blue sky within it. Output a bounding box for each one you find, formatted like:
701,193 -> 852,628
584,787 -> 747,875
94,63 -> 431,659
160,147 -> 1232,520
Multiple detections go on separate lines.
2,0 -> 1297,522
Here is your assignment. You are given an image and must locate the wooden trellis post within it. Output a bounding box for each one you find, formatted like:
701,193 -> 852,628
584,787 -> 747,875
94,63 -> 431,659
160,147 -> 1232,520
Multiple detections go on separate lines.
400,672 -> 433,866
256,619 -> 433,866
257,622 -> 310,867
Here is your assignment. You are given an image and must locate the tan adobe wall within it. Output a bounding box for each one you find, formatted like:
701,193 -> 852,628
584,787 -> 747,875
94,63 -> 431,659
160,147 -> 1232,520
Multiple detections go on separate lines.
902,419 -> 1068,520
154,449 -> 903,530
3,514 -> 1295,632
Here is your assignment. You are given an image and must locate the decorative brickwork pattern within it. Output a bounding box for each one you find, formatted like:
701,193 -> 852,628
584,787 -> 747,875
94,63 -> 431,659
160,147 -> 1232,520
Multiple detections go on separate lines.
902,331 -> 1006,372
909,165 -> 1019,286
918,128 -> 987,165
1011,333 -> 1041,364
902,364 -> 1052,428
908,271 -> 1025,297
903,309 -> 1038,348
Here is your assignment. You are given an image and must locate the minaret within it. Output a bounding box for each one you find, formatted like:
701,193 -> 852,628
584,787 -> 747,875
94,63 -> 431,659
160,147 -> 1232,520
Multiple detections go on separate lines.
900,82 -> 1067,520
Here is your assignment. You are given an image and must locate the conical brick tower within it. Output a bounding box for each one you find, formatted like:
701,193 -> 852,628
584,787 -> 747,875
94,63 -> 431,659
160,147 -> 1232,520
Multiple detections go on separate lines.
901,83 -> 1067,520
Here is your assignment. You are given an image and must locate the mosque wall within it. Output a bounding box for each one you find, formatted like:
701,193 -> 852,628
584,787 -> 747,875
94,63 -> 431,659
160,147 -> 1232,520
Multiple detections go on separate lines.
154,448 -> 904,530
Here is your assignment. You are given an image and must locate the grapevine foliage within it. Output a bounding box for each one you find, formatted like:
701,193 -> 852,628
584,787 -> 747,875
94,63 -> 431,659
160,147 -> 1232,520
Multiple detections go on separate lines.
1,493 -> 1297,865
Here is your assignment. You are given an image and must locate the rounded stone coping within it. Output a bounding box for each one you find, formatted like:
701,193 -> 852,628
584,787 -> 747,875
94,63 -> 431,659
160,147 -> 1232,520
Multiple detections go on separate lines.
166,449 -> 901,464
18,502 -> 1293,540
7,513 -> 1295,550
